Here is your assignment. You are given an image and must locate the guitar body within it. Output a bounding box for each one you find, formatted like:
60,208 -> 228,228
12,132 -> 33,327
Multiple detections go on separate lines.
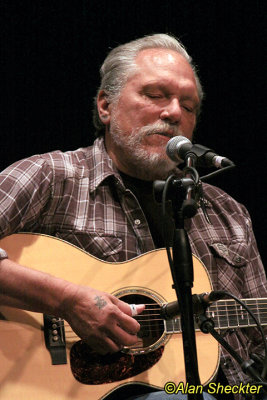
0,233 -> 220,400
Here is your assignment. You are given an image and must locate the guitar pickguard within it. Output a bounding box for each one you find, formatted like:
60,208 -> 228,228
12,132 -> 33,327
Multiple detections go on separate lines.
70,341 -> 164,385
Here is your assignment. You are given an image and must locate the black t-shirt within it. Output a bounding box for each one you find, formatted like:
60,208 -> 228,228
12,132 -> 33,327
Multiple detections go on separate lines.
119,171 -> 174,248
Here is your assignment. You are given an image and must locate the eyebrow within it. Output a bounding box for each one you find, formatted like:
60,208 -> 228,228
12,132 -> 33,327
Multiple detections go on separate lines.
142,82 -> 165,89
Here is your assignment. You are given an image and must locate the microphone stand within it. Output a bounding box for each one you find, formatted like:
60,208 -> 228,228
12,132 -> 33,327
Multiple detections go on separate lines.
197,312 -> 267,393
167,155 -> 204,399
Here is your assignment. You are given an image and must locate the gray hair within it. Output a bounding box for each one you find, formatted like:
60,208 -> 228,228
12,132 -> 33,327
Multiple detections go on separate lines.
93,33 -> 204,136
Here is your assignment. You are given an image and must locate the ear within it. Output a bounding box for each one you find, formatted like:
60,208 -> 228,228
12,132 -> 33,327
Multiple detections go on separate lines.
97,90 -> 112,125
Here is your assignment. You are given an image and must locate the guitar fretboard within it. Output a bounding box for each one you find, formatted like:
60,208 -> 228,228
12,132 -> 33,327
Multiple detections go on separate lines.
166,298 -> 267,333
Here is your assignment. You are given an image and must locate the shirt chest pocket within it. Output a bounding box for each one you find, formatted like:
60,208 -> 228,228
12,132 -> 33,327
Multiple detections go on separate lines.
55,230 -> 123,262
209,241 -> 248,268
208,241 -> 249,293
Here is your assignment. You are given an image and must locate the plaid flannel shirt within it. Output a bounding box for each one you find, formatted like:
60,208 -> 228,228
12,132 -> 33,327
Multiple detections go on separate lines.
0,137 -> 266,399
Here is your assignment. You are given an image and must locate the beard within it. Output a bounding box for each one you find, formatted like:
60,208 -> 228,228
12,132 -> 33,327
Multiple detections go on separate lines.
109,117 -> 185,181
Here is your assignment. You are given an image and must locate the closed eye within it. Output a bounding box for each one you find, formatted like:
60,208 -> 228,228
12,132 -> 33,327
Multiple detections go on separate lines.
182,105 -> 194,112
146,93 -> 163,99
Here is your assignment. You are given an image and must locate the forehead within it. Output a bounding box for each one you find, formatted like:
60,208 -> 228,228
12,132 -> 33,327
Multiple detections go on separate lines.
136,49 -> 194,78
129,48 -> 197,91
136,48 -> 190,69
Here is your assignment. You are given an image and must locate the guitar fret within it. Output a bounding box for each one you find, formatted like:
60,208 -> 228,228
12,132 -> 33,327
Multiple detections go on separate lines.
215,301 -> 220,329
246,300 -> 254,322
166,319 -> 174,333
206,298 -> 267,330
163,298 -> 267,335
219,301 -> 228,328
227,300 -> 237,327
166,317 -> 203,334
244,299 -> 267,325
238,304 -> 248,326
175,318 -> 181,332
166,318 -> 181,333
208,305 -> 218,328
234,301 -> 239,327
259,300 -> 267,324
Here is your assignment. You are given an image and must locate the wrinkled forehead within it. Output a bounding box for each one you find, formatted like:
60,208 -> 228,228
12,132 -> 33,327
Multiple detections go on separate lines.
134,48 -> 195,78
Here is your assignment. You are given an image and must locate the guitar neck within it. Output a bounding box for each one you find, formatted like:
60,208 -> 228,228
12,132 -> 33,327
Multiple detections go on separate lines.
166,298 -> 267,333
207,298 -> 267,329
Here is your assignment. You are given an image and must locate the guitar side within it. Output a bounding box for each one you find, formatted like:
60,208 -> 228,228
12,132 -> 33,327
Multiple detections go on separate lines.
0,233 -> 220,400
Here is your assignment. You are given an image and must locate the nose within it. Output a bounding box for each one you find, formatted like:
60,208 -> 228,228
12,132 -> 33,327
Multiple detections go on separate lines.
160,98 -> 182,124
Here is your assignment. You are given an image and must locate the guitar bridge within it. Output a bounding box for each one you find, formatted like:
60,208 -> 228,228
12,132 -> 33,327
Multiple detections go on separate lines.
43,314 -> 67,365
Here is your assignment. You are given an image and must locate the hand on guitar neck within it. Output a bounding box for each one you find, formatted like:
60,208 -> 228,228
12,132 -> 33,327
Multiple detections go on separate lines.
0,257 -> 145,354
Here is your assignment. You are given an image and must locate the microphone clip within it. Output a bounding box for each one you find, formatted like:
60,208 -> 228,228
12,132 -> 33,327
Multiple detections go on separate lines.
160,293 -> 211,320
185,144 -> 217,168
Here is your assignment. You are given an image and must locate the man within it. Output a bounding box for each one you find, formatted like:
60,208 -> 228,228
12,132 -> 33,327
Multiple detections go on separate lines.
0,34 -> 266,400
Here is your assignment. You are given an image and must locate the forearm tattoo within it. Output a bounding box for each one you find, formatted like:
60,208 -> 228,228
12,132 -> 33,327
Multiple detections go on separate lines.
94,295 -> 107,310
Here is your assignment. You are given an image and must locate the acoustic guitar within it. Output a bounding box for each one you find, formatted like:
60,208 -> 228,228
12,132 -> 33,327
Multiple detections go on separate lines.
0,233 -> 266,400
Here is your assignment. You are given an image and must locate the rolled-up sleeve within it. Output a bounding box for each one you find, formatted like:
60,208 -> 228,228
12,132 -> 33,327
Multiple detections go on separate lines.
0,156 -> 53,237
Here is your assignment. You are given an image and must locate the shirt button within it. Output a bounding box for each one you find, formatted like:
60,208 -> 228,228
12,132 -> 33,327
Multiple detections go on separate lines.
134,219 -> 141,226
234,256 -> 242,263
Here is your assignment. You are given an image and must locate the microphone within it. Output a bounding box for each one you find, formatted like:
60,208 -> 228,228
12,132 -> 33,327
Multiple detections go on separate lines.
160,292 -> 226,320
166,136 -> 235,169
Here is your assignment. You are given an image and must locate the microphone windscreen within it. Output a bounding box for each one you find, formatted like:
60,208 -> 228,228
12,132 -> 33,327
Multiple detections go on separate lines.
166,136 -> 192,162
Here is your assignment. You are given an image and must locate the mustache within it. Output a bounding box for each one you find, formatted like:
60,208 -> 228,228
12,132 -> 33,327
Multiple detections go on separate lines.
136,121 -> 183,137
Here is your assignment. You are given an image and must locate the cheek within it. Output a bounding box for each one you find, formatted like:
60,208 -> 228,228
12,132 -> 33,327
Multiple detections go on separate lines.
114,95 -> 163,129
120,105 -> 156,128
183,114 -> 196,132
135,103 -> 162,124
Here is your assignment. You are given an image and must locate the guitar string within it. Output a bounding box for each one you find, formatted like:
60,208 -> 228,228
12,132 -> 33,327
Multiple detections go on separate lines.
63,310 -> 267,337
62,324 -> 266,341
62,320 -> 262,341
51,311 -> 267,342
63,314 -> 267,338
115,302 -> 267,310
60,319 -> 267,332
60,307 -> 267,324
59,301 -> 267,339
61,306 -> 267,327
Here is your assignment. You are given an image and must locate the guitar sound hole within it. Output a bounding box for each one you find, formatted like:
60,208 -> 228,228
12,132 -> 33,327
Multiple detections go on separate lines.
118,293 -> 165,353
70,292 -> 166,385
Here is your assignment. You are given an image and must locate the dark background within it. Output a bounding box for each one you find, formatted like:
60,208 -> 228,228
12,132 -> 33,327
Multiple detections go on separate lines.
2,1 -> 267,267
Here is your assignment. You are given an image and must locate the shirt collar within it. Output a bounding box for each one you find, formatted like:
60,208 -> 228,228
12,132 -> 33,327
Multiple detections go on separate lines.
86,138 -> 211,212
87,137 -> 124,193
